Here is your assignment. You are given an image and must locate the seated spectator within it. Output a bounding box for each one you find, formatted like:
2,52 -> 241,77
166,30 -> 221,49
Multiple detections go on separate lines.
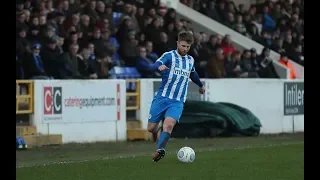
136,46 -> 161,78
119,31 -> 138,66
207,48 -> 225,78
87,43 -> 96,61
271,38 -> 286,54
225,50 -> 248,78
40,37 -> 62,78
60,43 -> 82,79
22,43 -> 51,79
232,14 -> 247,35
262,5 -> 276,32
154,32 -> 175,57
193,0 -> 304,66
250,48 -> 260,71
90,27 -> 108,56
290,44 -> 304,66
221,34 -> 235,58
278,52 -> 296,79
240,50 -> 259,78
77,48 -> 98,79
145,41 -> 159,62
16,27 -> 31,57
257,48 -> 279,78
205,34 -> 220,56
101,28 -> 121,66
96,52 -> 113,79
189,32 -> 205,60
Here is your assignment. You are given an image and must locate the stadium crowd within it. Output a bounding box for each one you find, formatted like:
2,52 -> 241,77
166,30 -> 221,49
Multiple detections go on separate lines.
16,0 -> 299,80
189,0 -> 304,66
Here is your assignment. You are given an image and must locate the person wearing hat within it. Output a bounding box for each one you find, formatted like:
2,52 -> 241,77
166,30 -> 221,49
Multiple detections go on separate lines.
16,27 -> 31,56
40,37 -> 62,78
22,43 -> 50,79
278,52 -> 296,79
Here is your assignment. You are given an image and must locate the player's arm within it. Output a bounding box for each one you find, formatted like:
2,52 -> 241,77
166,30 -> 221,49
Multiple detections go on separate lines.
150,53 -> 169,71
190,68 -> 203,88
190,66 -> 205,94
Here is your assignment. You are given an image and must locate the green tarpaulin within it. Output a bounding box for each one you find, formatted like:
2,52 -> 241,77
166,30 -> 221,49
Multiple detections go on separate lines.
171,101 -> 262,138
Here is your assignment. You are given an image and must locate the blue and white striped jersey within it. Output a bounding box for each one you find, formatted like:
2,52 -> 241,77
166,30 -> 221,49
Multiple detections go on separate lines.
155,50 -> 195,103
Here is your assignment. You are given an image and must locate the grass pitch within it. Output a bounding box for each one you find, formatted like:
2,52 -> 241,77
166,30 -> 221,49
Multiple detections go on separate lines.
16,133 -> 304,180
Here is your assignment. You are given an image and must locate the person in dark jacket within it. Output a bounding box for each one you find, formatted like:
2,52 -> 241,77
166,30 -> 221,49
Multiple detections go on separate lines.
59,43 -> 82,79
22,43 -> 51,79
257,47 -> 279,78
77,48 -> 98,79
135,46 -> 161,78
40,37 -> 63,78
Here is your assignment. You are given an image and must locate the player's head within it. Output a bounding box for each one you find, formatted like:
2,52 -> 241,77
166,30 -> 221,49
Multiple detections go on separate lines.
177,30 -> 194,56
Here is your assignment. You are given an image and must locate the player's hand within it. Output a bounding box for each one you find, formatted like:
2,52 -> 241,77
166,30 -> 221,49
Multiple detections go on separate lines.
158,65 -> 169,71
199,86 -> 205,94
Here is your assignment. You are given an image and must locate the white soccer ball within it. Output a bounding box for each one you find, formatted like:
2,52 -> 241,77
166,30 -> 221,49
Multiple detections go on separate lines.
177,146 -> 196,163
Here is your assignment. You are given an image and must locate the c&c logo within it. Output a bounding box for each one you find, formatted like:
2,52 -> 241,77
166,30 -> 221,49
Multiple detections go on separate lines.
43,87 -> 62,115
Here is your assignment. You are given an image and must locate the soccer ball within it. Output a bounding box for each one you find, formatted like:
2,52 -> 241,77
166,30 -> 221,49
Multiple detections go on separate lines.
177,147 -> 196,163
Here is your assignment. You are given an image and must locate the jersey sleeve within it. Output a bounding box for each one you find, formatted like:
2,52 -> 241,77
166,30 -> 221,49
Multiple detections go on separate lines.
190,57 -> 196,72
191,65 -> 196,72
156,52 -> 170,65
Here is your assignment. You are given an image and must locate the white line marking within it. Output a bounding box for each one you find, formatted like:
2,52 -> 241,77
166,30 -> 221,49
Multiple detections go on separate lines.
16,142 -> 303,169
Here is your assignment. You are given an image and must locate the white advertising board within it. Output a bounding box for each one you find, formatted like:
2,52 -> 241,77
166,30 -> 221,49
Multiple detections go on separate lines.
139,79 -> 304,133
32,80 -> 127,143
40,80 -> 120,123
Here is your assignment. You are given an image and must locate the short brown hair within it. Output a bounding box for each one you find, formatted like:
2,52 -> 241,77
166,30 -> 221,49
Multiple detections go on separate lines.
178,30 -> 194,44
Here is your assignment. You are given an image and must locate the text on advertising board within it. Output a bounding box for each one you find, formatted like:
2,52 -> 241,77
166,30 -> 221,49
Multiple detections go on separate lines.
284,82 -> 304,116
43,83 -> 119,122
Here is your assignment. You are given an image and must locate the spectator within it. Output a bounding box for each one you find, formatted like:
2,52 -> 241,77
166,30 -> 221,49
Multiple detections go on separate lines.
262,5 -> 276,31
278,53 -> 296,79
240,50 -> 259,78
205,34 -> 220,56
16,0 -> 293,81
250,48 -> 260,71
290,44 -> 304,66
189,32 -> 205,62
120,2 -> 140,33
23,43 -> 50,79
257,47 -> 279,78
101,29 -> 120,66
96,52 -> 113,79
144,17 -> 163,45
225,50 -> 243,78
203,1 -> 222,23
136,46 -> 161,78
60,43 -> 82,79
90,27 -> 107,56
207,48 -> 225,78
221,34 -> 235,58
119,31 -> 138,66
16,27 -> 31,57
271,38 -> 286,54
145,41 -> 159,62
77,48 -> 98,79
136,5 -> 146,30
193,0 -> 304,66
154,32 -> 175,57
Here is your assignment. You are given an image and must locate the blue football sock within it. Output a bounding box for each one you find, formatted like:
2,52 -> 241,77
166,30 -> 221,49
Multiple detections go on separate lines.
157,132 -> 170,150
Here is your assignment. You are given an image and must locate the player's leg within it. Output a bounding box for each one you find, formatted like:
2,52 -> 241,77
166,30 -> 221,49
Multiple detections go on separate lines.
153,101 -> 184,162
149,119 -> 163,142
147,98 -> 166,134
